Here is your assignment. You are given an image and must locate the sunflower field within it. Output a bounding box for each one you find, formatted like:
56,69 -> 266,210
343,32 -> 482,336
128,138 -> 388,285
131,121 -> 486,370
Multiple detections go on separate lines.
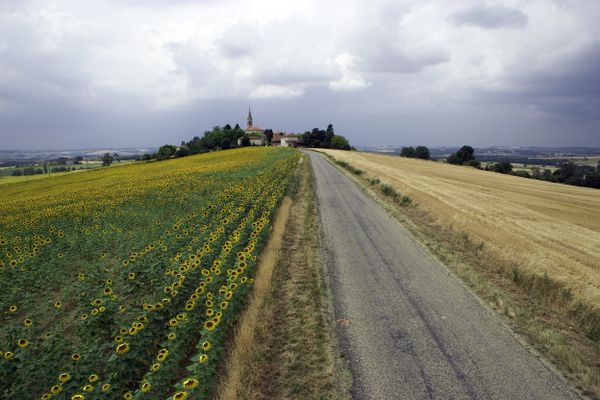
0,147 -> 299,399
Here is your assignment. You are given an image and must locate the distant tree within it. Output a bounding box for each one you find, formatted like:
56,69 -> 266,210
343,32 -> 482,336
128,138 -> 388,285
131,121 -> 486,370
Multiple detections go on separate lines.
156,145 -> 177,160
456,146 -> 475,163
493,162 -> 513,174
446,153 -> 461,165
56,157 -> 69,166
330,135 -> 351,150
43,162 -> 48,174
414,146 -> 430,160
11,169 -> 22,176
467,159 -> 481,169
400,147 -> 416,157
240,135 -> 251,147
234,123 -> 241,130
113,153 -> 120,162
74,155 -> 84,164
102,153 -> 114,166
223,124 -> 232,130
326,124 -> 335,143
447,145 -> 475,165
264,129 -> 274,145
175,146 -> 190,157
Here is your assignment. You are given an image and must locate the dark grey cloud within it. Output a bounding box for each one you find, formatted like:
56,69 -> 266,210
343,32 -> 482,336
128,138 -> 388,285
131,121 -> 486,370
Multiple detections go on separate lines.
468,42 -> 600,120
450,5 -> 528,29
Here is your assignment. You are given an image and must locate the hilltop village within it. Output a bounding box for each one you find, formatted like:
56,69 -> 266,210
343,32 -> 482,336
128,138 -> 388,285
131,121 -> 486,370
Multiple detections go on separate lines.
239,108 -> 301,147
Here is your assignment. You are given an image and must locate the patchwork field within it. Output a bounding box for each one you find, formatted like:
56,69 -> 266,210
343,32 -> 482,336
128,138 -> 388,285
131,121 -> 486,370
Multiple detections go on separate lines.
319,150 -> 600,329
0,147 -> 299,399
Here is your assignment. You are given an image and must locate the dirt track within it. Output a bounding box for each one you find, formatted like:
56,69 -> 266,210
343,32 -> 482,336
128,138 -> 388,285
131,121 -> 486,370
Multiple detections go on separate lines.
308,151 -> 581,400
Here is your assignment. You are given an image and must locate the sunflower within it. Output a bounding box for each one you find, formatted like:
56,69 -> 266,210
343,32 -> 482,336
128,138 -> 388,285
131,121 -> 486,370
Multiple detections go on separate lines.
201,341 -> 211,351
150,363 -> 161,372
198,354 -> 209,363
103,287 -> 112,295
119,305 -> 127,313
88,374 -> 99,383
182,378 -> 199,390
54,301 -> 62,309
101,383 -> 111,392
173,392 -> 188,400
42,394 -> 51,400
115,342 -> 130,355
123,392 -> 133,399
17,338 -> 28,348
72,353 -> 81,361
167,332 -> 177,341
71,394 -> 85,400
81,314 -> 89,321
58,373 -> 71,382
8,305 -> 17,313
50,385 -> 62,395
140,381 -> 152,392
83,384 -> 94,392
4,351 -> 14,360
128,272 -> 135,280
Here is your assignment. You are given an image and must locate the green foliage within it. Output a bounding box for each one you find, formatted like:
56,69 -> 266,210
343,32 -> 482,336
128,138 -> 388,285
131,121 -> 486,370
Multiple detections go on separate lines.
156,145 -> 177,161
401,146 -> 430,160
493,162 -> 513,174
102,153 -> 114,166
301,124 -> 352,150
447,145 -> 475,165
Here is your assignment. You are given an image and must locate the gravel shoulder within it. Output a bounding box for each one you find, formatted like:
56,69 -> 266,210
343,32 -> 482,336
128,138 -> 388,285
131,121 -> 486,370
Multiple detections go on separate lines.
308,150 -> 582,400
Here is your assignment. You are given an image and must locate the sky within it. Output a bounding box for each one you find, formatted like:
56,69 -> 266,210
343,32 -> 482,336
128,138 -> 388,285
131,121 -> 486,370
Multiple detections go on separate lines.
0,0 -> 599,149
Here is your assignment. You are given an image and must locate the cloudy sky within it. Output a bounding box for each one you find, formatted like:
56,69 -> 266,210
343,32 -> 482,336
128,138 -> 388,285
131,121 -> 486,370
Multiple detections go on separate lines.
1,0 -> 599,149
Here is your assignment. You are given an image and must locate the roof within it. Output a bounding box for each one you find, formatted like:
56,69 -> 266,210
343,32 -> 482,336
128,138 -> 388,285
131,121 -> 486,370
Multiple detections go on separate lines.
246,126 -> 263,132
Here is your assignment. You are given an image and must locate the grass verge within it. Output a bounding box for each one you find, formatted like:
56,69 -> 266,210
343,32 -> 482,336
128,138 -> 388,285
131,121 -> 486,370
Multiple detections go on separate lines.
322,151 -> 600,399
216,154 -> 351,400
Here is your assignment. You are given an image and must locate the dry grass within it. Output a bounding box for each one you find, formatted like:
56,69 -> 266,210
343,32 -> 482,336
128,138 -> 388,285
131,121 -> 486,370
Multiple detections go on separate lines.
217,195 -> 292,400
319,149 -> 600,398
217,155 -> 350,400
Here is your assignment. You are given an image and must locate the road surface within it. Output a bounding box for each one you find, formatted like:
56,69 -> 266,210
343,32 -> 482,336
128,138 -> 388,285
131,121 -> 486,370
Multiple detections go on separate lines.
307,151 -> 581,400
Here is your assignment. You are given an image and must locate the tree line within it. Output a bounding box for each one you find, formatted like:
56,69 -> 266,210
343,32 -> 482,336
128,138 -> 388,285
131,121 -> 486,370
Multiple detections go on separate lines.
140,123 -> 353,162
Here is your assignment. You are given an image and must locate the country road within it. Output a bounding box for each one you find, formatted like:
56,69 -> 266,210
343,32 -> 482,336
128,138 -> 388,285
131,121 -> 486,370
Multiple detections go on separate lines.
307,151 -> 581,400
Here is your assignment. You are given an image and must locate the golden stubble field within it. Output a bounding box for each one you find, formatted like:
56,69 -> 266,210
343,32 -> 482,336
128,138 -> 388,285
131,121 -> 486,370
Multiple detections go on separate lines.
319,149 -> 600,311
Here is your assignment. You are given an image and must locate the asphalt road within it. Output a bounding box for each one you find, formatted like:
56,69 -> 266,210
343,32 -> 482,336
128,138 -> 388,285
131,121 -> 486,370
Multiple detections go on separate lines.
307,151 -> 581,400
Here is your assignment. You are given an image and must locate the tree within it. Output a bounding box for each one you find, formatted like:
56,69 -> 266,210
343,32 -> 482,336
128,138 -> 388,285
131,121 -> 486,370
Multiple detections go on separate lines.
447,145 -> 474,165
74,156 -> 83,164
264,129 -> 273,145
240,135 -> 251,147
493,162 -> 513,173
223,124 -> 232,130
156,145 -> 177,160
414,146 -> 430,160
456,146 -> 474,163
102,153 -> 114,166
113,153 -> 120,162
331,135 -> 351,150
175,146 -> 190,157
400,147 -> 416,157
234,123 -> 241,130
11,169 -> 22,176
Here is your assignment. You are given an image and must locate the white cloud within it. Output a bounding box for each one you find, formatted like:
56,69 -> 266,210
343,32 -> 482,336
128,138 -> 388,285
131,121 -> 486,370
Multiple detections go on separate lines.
249,84 -> 304,99
329,53 -> 370,91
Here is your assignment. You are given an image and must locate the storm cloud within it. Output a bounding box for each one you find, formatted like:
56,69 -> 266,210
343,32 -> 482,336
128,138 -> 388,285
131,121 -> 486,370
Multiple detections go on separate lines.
450,5 -> 528,29
0,0 -> 599,149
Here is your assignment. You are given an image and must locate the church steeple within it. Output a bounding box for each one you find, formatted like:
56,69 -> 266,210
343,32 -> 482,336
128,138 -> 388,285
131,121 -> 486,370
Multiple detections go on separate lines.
247,107 -> 253,129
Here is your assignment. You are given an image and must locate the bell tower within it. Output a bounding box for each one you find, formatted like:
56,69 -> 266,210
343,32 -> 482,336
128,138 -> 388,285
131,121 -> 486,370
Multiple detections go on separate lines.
247,107 -> 253,129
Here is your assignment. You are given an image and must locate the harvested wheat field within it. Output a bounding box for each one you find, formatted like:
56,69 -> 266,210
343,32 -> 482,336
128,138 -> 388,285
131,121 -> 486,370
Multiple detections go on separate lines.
319,149 -> 600,315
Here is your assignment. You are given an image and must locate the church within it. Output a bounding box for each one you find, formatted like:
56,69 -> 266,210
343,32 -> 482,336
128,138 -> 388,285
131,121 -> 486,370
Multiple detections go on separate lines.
240,108 -> 301,147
